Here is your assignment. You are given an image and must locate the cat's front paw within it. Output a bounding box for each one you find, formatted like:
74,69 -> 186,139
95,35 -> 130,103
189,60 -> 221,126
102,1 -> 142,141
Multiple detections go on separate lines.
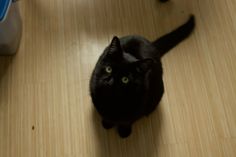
102,120 -> 114,129
118,126 -> 132,138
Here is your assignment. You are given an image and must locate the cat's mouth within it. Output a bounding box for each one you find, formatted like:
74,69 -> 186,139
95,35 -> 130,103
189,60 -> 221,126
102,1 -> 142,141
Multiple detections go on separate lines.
104,78 -> 114,86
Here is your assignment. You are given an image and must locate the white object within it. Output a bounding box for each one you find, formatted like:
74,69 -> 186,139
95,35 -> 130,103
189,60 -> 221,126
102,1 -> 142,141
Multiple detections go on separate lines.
0,0 -> 22,55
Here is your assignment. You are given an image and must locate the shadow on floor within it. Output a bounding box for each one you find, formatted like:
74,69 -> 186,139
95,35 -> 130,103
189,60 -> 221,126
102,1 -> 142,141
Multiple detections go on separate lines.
0,56 -> 13,83
0,56 -> 13,108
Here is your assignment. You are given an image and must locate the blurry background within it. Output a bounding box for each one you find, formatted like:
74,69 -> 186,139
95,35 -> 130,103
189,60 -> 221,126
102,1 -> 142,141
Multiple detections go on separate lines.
0,0 -> 236,156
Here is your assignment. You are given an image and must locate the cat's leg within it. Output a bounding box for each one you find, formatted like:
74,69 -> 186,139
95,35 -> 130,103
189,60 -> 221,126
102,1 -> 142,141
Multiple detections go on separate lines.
160,0 -> 169,2
102,119 -> 114,129
117,124 -> 132,138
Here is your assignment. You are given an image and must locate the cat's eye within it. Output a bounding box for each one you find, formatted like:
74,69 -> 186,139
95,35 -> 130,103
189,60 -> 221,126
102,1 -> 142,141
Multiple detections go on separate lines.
105,66 -> 112,73
121,77 -> 129,84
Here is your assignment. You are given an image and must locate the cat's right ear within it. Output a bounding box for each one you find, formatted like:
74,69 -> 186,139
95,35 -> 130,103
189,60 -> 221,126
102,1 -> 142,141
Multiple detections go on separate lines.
108,36 -> 122,55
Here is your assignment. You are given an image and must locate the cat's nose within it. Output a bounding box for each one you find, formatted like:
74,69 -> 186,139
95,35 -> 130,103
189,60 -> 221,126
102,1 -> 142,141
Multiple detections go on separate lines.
105,78 -> 114,86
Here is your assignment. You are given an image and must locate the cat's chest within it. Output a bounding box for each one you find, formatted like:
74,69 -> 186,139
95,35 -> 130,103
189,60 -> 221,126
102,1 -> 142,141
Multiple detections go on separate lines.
95,97 -> 145,122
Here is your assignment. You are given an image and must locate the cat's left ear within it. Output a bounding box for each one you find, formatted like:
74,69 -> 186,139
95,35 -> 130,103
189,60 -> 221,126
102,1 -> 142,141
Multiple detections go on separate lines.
135,59 -> 154,73
108,36 -> 122,54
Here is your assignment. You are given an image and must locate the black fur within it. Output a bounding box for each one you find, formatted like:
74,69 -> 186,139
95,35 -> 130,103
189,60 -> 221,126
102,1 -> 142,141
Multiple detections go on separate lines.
159,0 -> 169,2
90,15 -> 195,138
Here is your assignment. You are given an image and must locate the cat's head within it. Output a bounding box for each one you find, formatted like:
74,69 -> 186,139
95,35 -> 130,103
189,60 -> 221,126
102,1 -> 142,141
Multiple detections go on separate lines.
91,36 -> 154,104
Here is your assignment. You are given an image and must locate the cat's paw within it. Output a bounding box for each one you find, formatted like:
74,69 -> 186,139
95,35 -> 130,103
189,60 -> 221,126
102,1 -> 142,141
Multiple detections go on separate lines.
118,126 -> 132,138
102,120 -> 114,129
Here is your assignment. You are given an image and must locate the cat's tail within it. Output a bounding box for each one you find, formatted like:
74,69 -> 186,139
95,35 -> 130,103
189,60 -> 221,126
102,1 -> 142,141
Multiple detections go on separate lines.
152,15 -> 195,57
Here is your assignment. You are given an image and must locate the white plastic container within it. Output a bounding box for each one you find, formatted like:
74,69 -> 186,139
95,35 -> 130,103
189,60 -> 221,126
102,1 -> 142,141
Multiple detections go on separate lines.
0,0 -> 22,55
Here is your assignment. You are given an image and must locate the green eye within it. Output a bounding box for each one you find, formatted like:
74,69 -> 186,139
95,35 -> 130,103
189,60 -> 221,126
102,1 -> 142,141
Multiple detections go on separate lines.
121,77 -> 129,84
105,66 -> 112,73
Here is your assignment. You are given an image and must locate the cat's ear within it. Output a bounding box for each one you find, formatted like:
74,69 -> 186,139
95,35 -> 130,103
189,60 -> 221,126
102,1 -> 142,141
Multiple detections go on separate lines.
135,59 -> 154,73
108,36 -> 122,54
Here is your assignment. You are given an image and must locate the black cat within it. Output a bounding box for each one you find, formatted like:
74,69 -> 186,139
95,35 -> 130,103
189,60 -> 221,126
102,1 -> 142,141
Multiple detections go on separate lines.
90,15 -> 195,138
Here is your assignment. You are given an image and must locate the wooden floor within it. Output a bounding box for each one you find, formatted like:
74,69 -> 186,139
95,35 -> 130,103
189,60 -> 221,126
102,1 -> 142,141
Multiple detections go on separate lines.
1,0 -> 236,156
